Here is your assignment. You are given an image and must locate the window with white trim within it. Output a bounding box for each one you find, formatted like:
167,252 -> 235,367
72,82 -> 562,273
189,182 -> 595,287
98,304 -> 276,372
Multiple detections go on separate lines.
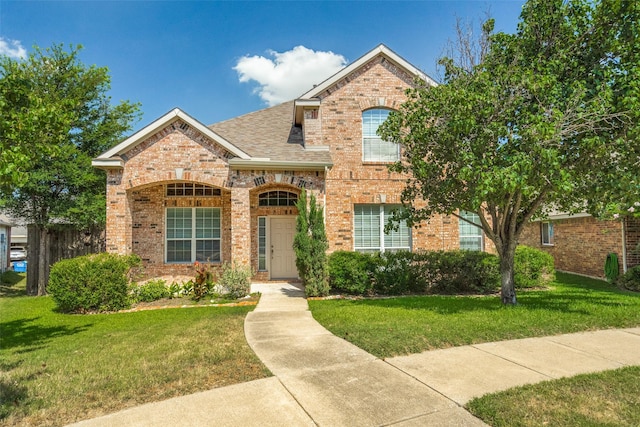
354,204 -> 410,252
362,109 -> 399,162
166,207 -> 221,263
459,211 -> 484,251
541,221 -> 554,246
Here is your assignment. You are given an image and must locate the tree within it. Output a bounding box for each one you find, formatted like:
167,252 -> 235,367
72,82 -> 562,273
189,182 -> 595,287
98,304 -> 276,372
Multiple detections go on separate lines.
0,44 -> 140,295
293,189 -> 329,297
379,0 -> 640,304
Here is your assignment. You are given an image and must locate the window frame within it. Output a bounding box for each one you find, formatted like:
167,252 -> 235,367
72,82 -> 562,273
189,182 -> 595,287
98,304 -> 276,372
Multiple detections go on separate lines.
362,108 -> 399,163
541,221 -> 554,246
165,207 -> 222,263
459,211 -> 484,251
353,204 -> 411,253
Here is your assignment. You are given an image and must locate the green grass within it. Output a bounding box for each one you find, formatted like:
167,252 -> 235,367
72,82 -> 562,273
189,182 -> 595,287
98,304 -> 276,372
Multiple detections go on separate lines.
0,274 -> 271,427
466,366 -> 640,426
309,272 -> 640,358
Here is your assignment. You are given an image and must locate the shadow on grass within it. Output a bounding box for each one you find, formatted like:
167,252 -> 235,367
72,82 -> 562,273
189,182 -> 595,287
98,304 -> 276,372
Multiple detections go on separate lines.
0,378 -> 29,420
329,275 -> 639,316
0,271 -> 27,298
1,317 -> 92,352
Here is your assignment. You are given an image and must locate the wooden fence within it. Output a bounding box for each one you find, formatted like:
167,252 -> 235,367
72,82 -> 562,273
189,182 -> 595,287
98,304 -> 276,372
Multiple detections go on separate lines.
26,224 -> 105,294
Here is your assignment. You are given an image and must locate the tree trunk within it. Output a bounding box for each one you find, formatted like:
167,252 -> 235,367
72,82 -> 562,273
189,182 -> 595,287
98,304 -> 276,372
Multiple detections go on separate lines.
500,247 -> 517,305
37,227 -> 48,296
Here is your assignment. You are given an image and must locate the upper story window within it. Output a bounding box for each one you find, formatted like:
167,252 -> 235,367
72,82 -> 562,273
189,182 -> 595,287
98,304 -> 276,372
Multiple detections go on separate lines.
258,191 -> 298,207
459,211 -> 484,251
362,109 -> 399,162
541,221 -> 554,246
167,183 -> 221,197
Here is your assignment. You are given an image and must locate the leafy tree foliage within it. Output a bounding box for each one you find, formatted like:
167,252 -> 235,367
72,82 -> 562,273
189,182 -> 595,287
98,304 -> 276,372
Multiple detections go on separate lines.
0,44 -> 140,295
380,0 -> 640,304
294,189 -> 329,297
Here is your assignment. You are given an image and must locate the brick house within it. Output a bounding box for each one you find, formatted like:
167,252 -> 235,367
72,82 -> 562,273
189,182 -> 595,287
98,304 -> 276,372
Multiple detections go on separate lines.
93,44 -> 490,280
520,214 -> 640,279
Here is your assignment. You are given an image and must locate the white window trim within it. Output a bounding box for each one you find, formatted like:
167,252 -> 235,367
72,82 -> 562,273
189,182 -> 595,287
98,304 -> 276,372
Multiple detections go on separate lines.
541,221 -> 554,246
354,204 -> 411,252
165,207 -> 222,263
459,211 -> 484,251
362,109 -> 399,163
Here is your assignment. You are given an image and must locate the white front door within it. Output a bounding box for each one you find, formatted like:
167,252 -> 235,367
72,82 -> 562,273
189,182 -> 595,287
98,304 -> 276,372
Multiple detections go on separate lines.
270,217 -> 298,279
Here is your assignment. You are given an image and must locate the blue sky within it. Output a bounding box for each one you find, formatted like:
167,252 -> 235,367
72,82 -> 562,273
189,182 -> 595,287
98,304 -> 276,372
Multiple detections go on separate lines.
0,1 -> 525,130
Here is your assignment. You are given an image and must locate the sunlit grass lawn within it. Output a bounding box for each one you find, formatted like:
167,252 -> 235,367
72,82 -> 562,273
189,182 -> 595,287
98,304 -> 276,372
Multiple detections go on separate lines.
467,366 -> 640,426
309,272 -> 640,358
0,273 -> 271,427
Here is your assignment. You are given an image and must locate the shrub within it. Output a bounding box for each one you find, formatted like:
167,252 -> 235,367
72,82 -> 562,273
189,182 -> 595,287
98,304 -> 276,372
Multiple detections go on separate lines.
193,262 -> 215,301
131,279 -> 170,303
294,189 -> 329,297
218,263 -> 252,299
48,253 -> 141,313
514,245 -> 555,288
372,251 -> 415,295
618,266 -> 640,291
412,250 -> 500,295
328,251 -> 375,295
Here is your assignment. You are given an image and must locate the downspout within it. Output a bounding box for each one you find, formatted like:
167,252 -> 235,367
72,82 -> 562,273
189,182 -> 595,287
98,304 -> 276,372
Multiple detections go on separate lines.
323,166 -> 328,227
621,218 -> 628,273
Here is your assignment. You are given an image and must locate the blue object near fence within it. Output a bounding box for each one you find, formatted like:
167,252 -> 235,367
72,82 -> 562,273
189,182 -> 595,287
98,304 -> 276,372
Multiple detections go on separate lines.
13,261 -> 27,272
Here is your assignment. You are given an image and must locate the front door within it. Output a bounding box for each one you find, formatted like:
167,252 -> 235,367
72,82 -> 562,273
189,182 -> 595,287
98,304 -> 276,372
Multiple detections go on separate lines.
270,217 -> 298,279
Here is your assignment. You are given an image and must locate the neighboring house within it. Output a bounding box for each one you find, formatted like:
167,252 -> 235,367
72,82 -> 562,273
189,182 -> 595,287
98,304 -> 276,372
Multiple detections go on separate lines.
0,217 -> 11,273
520,213 -> 640,279
93,44 -> 478,280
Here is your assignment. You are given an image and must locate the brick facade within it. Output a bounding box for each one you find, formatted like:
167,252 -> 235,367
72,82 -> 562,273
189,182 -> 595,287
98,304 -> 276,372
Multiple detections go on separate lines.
96,47 -> 489,280
519,216 -> 637,279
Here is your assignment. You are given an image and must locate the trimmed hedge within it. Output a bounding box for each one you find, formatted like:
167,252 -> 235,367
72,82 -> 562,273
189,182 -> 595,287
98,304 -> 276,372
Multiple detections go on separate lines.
48,253 -> 141,313
514,245 -> 555,288
328,250 -> 500,296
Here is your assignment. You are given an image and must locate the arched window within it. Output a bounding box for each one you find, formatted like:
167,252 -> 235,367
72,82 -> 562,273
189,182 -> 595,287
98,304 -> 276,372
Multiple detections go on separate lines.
362,109 -> 399,162
258,191 -> 298,207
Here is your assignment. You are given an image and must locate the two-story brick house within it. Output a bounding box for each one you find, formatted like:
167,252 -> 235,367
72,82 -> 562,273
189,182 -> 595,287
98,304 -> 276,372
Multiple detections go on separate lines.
92,44 -> 485,280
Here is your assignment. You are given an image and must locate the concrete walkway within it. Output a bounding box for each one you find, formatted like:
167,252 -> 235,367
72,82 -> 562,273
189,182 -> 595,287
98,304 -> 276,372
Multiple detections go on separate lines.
70,282 -> 640,427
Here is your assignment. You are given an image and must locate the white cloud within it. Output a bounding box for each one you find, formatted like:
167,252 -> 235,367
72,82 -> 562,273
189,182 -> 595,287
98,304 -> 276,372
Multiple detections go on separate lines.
0,38 -> 27,60
234,46 -> 347,106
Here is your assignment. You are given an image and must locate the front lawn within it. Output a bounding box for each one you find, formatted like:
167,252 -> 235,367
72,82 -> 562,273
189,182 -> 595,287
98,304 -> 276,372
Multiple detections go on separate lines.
467,366 -> 640,426
0,274 -> 271,427
309,272 -> 640,358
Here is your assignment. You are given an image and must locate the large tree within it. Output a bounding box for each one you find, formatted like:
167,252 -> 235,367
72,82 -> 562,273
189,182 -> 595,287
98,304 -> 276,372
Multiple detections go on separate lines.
0,44 -> 140,295
380,0 -> 640,304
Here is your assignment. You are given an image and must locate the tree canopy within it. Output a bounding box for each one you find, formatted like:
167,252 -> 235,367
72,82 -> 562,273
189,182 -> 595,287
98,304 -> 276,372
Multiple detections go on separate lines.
379,0 -> 640,304
0,44 -> 140,294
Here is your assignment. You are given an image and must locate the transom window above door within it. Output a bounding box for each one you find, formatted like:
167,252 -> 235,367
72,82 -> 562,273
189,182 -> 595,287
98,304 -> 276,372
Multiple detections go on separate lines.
362,109 -> 399,162
258,191 -> 298,207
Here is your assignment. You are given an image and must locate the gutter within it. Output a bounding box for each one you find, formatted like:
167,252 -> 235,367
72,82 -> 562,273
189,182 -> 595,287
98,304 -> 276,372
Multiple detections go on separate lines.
229,158 -> 332,171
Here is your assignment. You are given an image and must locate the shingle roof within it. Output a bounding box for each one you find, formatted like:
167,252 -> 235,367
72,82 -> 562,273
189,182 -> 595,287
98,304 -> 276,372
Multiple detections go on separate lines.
208,101 -> 331,165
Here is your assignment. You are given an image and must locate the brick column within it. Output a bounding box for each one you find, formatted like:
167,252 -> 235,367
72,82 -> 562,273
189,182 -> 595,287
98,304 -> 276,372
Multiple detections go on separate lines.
105,170 -> 133,255
230,187 -> 251,266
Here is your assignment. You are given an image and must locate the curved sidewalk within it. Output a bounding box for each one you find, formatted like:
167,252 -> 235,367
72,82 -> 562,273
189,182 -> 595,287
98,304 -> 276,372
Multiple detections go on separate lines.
70,282 -> 640,426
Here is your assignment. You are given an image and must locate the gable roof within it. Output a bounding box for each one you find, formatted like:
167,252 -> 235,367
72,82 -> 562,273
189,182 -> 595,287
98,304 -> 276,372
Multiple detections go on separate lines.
93,108 -> 252,168
298,44 -> 436,101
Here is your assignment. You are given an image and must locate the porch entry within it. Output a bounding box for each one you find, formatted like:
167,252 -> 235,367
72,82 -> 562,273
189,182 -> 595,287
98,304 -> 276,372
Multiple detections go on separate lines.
269,217 -> 298,279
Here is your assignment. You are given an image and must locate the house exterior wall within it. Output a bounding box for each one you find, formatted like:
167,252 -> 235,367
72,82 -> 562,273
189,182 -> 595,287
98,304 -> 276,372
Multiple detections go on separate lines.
311,57 -> 462,253
520,216 -> 624,278
624,217 -> 640,270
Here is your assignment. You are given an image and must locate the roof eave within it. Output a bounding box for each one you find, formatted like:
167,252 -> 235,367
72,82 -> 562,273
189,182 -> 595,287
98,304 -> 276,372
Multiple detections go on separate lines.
95,108 -> 252,162
229,158 -> 332,171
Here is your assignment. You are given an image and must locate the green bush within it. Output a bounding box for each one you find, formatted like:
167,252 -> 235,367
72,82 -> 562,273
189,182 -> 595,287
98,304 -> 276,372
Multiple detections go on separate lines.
618,266 -> 640,291
218,263 -> 252,299
328,251 -> 375,295
514,245 -> 555,288
48,253 -> 141,313
411,250 -> 500,295
131,279 -> 170,303
372,250 -> 416,295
